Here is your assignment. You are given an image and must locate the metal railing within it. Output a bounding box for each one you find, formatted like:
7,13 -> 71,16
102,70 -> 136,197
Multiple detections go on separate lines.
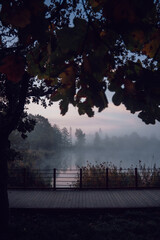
8,167 -> 160,189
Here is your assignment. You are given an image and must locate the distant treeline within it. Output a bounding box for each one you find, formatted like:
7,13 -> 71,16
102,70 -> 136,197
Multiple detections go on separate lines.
10,114 -> 72,151
9,114 -> 160,169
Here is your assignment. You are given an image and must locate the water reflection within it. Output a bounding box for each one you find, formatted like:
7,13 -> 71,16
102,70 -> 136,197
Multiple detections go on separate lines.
45,147 -> 160,170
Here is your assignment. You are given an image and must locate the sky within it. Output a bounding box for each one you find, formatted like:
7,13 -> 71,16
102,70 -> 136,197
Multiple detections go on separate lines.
27,94 -> 160,139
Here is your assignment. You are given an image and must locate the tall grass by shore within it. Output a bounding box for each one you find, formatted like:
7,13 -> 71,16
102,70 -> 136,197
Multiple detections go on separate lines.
8,160 -> 160,189
75,161 -> 160,188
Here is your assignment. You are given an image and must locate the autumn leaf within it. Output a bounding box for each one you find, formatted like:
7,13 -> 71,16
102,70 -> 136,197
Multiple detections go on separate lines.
103,0 -> 136,24
29,0 -> 45,16
48,24 -> 55,33
131,30 -> 145,44
124,79 -> 135,94
0,55 -> 25,83
47,42 -> 52,64
122,29 -> 146,52
44,77 -> 58,87
89,0 -> 104,8
59,66 -> 76,88
2,6 -> 31,28
142,30 -> 160,58
82,54 -> 92,74
100,30 -> 107,38
113,0 -> 136,24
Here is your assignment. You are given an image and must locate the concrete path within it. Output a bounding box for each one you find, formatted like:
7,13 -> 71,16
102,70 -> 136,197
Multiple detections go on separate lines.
8,189 -> 160,210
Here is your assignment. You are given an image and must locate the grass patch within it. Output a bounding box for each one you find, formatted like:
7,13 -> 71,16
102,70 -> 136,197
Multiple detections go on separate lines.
3,209 -> 160,240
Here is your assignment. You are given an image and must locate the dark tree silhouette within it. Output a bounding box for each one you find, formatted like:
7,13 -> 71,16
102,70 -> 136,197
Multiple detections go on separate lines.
75,128 -> 86,147
0,0 -> 160,231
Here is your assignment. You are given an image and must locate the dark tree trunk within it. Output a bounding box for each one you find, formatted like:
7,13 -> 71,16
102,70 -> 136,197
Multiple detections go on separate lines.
0,72 -> 30,233
0,137 -> 10,233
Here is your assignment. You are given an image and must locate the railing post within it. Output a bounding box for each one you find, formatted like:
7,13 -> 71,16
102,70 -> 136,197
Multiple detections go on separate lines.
23,168 -> 26,188
106,168 -> 108,189
80,168 -> 82,189
135,168 -> 138,188
53,168 -> 56,190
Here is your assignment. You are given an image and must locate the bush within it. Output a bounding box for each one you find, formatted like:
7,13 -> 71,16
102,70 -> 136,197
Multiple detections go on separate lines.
8,161 -> 52,188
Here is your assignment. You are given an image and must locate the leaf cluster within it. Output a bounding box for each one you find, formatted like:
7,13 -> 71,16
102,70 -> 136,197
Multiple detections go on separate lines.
0,0 -> 160,124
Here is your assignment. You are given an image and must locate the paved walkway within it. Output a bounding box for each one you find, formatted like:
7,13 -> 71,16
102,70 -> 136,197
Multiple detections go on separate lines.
8,189 -> 160,210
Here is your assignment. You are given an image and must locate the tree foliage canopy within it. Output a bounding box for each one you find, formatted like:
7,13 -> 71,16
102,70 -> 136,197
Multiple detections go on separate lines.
1,0 -> 160,128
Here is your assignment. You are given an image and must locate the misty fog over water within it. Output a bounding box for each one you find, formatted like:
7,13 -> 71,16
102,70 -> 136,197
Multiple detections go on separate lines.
52,148 -> 160,169
41,133 -> 160,170
10,114 -> 160,170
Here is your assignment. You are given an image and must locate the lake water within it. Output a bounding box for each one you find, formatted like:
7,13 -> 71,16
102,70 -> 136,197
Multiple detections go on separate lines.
37,148 -> 160,188
58,148 -> 160,169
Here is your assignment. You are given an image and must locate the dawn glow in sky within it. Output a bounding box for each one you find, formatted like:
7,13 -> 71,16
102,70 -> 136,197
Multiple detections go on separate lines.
27,99 -> 160,139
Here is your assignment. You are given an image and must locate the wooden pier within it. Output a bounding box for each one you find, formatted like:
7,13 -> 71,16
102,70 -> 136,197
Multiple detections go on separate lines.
8,189 -> 160,211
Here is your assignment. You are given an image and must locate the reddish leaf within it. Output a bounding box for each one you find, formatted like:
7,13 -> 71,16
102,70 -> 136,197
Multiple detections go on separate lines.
82,54 -> 92,74
59,66 -> 76,88
142,30 -> 160,58
103,0 -> 136,24
124,79 -> 135,94
2,6 -> 31,28
131,30 -> 145,44
0,55 -> 25,83
113,0 -> 136,23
